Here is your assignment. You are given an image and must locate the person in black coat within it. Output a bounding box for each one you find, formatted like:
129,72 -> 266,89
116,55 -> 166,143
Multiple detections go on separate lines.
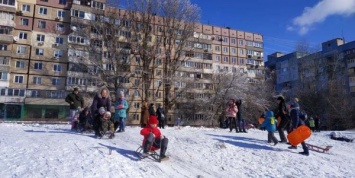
65,87 -> 84,130
276,96 -> 289,142
91,87 -> 111,116
235,99 -> 247,133
156,105 -> 166,129
149,103 -> 156,116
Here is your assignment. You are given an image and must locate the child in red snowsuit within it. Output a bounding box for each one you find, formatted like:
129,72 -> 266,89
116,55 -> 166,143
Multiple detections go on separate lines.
140,115 -> 169,160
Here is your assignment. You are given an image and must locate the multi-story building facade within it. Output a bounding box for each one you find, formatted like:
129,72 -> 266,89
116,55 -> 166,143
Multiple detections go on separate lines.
0,0 -> 264,124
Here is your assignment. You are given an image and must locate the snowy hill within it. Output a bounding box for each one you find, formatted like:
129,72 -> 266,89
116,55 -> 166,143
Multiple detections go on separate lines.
0,123 -> 354,178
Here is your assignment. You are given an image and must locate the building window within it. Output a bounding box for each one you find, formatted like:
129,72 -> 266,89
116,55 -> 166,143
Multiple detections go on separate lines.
14,75 -> 24,83
34,62 -> 43,70
59,0 -> 66,5
134,90 -> 140,97
38,21 -> 46,28
17,46 -> 27,54
0,44 -> 7,51
15,61 -> 25,68
54,50 -> 63,57
231,48 -> 236,54
215,55 -> 221,61
36,34 -> 45,42
39,7 -> 48,15
53,64 -> 62,72
20,18 -> 29,26
231,38 -> 236,44
0,72 -> 8,80
52,78 -> 60,85
223,37 -> 228,43
35,48 -> 44,56
239,49 -> 244,55
231,57 -> 237,63
71,9 -> 85,19
0,0 -> 15,6
92,1 -> 104,9
134,102 -> 140,109
215,46 -> 220,51
238,39 -> 243,45
223,56 -> 229,62
223,47 -> 228,53
55,37 -> 64,44
33,76 -> 41,84
22,4 -> 30,12
56,23 -> 64,31
57,10 -> 66,18
19,32 -> 28,39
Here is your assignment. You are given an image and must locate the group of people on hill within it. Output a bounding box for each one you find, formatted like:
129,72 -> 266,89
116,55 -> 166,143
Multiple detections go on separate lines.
260,96 -> 312,156
65,86 -> 169,159
65,86 -> 128,139
225,99 -> 247,133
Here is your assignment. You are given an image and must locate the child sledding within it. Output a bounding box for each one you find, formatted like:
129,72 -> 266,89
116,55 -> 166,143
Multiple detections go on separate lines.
136,115 -> 169,162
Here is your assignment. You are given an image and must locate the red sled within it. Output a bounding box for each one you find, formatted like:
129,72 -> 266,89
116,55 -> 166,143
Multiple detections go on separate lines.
287,125 -> 312,146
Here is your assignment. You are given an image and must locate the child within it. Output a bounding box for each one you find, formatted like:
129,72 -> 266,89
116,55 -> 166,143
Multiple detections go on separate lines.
100,111 -> 115,139
226,99 -> 238,132
78,107 -> 93,132
308,117 -> 315,132
140,115 -> 169,160
94,107 -> 106,137
261,110 -> 278,146
114,91 -> 129,132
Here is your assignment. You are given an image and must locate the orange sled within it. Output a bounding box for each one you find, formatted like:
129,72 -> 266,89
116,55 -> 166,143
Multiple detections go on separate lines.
287,125 -> 312,146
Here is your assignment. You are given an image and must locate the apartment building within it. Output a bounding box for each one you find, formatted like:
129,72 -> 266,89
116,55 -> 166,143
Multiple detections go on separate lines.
0,0 -> 264,123
266,38 -> 355,106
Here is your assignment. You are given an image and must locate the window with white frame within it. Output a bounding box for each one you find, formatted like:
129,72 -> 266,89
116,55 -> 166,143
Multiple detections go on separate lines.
134,90 -> 140,97
54,50 -> 63,57
0,57 -> 9,65
103,64 -> 114,71
53,64 -> 62,72
57,10 -> 66,18
231,38 -> 236,44
92,1 -> 104,9
20,18 -> 29,26
238,39 -> 243,45
133,102 -> 140,109
0,71 -> 8,80
215,45 -> 220,51
17,46 -> 27,54
15,60 -> 25,68
223,47 -> 228,53
223,37 -> 228,43
38,21 -> 46,28
36,34 -> 45,41
35,48 -> 44,56
239,49 -> 244,55
14,75 -> 24,83
223,56 -> 229,62
22,4 -> 30,12
52,78 -> 60,85
231,57 -> 237,63
68,36 -> 87,45
39,7 -> 48,15
33,76 -> 41,84
71,9 -> 85,18
231,48 -> 236,54
19,32 -> 27,39
56,23 -> 64,31
0,0 -> 15,6
34,62 -> 43,70
215,55 -> 220,61
55,37 -> 64,44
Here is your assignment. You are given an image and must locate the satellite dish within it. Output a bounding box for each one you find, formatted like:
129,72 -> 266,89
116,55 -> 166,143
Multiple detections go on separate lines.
71,26 -> 77,31
13,36 -> 19,42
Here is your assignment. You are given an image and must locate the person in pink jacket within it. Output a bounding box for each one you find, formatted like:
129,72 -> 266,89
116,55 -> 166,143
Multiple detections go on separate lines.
140,115 -> 169,160
226,99 -> 238,132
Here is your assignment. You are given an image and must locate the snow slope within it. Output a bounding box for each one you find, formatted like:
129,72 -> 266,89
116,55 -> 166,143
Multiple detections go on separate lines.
0,123 -> 354,178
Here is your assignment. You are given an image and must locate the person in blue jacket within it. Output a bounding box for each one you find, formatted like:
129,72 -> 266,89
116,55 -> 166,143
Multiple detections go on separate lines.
261,110 -> 278,146
114,91 -> 129,132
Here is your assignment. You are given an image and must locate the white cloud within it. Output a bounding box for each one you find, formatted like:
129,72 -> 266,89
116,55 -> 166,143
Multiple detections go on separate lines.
289,0 -> 355,35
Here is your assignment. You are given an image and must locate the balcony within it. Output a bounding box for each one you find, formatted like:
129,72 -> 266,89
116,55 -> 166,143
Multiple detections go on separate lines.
0,50 -> 12,57
0,34 -> 14,43
0,19 -> 15,27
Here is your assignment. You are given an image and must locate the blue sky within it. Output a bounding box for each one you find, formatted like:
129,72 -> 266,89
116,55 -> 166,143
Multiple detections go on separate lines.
190,0 -> 355,60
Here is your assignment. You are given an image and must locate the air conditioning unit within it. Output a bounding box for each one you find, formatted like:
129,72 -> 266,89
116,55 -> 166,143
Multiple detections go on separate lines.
16,11 -> 23,16
38,42 -> 44,46
247,55 -> 252,58
13,36 -> 19,42
55,17 -> 60,21
54,43 -> 59,46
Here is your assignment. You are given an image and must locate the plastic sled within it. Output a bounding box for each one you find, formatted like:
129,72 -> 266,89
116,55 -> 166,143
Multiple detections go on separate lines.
258,117 -> 264,125
305,143 -> 332,153
98,131 -> 114,139
135,146 -> 166,162
287,125 -> 312,146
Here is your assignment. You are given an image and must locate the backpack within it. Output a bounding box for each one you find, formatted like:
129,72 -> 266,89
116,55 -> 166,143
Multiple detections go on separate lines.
299,110 -> 307,121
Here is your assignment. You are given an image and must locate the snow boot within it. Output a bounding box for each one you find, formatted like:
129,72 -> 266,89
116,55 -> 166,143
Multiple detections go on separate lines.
299,151 -> 309,156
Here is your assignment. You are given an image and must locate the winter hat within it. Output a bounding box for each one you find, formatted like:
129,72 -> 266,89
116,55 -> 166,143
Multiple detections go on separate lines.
73,87 -> 79,92
104,111 -> 111,118
99,107 -> 106,114
276,96 -> 284,101
148,115 -> 158,124
119,91 -> 124,98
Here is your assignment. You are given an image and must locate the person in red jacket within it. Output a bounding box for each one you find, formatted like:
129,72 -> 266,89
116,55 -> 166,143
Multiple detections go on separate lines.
140,115 -> 169,160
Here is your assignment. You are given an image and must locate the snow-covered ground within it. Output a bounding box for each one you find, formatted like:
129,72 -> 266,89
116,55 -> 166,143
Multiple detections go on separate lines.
0,123 -> 354,178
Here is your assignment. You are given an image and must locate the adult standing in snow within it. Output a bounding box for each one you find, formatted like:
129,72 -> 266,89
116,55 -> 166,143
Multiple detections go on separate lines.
276,96 -> 288,143
149,103 -> 156,116
140,101 -> 149,128
314,115 -> 320,132
65,87 -> 84,130
226,99 -> 238,133
287,98 -> 309,156
91,86 -> 111,116
235,99 -> 247,133
156,105 -> 166,129
114,91 -> 128,132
